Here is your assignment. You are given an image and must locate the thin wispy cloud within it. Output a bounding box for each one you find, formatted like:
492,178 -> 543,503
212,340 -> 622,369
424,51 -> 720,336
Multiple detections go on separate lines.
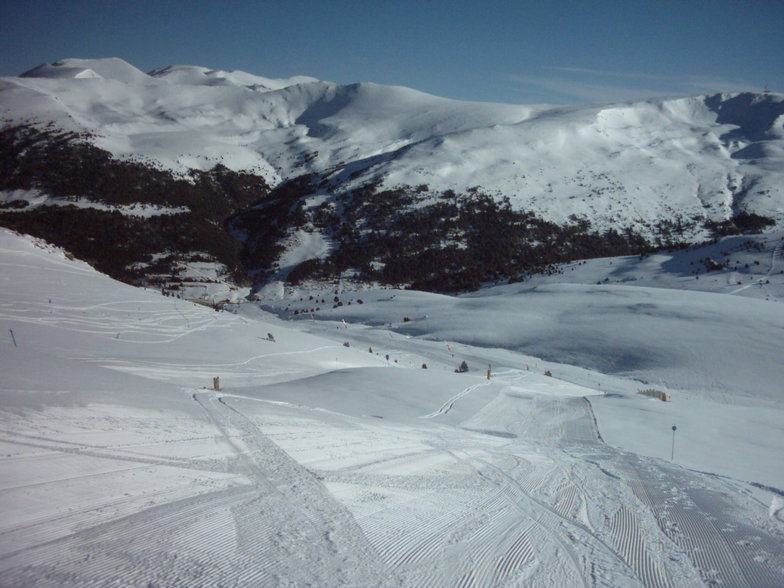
547,66 -> 668,81
509,67 -> 762,104
678,75 -> 761,94
508,74 -> 681,104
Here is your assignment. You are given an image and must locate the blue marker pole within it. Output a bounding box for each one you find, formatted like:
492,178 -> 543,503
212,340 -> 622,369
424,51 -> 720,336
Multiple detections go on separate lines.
671,425 -> 677,460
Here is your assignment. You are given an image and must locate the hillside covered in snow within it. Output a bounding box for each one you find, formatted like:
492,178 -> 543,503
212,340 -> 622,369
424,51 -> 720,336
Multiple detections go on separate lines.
1,58 -> 783,294
3,56 -> 784,586
1,225 -> 783,586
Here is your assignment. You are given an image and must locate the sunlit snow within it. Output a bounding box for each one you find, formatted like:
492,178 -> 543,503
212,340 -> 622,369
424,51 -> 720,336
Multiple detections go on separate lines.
4,58 -> 782,237
2,57 -> 784,586
2,227 -> 783,586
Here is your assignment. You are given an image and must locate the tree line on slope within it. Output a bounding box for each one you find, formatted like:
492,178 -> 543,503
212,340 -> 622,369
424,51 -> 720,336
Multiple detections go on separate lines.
237,178 -> 670,292
1,123 -> 775,295
0,123 -> 271,286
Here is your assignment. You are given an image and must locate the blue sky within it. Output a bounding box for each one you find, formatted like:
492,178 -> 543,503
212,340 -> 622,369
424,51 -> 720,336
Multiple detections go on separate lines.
1,0 -> 781,105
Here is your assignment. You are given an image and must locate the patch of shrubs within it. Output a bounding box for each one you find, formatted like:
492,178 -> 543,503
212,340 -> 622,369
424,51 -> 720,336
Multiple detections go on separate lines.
0,123 -> 271,286
0,206 -> 250,285
243,181 -> 661,292
229,174 -> 317,281
705,211 -> 775,237
732,211 -> 775,233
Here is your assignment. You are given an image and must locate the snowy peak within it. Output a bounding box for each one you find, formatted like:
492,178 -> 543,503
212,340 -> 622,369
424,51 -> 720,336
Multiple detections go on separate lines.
705,91 -> 784,142
147,64 -> 320,91
21,57 -> 154,84
19,57 -> 323,92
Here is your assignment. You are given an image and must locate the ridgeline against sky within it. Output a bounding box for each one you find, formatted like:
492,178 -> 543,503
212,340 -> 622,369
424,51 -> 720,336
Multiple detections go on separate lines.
1,0 -> 781,105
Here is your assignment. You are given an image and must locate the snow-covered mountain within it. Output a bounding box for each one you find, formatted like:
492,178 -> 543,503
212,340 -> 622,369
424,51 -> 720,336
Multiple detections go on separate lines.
2,57 -> 783,293
3,58 -> 784,586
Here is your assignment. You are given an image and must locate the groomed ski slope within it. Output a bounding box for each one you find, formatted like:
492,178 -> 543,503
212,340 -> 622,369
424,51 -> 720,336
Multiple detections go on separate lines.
1,227 -> 783,586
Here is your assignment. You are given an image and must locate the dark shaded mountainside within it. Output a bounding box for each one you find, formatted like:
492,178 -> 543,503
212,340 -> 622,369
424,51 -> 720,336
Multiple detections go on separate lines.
1,87 -> 782,296
0,123 -> 270,292
0,122 -> 773,296
235,178 -> 664,293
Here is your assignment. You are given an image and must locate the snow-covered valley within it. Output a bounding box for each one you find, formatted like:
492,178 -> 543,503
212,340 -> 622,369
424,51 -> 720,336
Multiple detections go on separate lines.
2,227 -> 783,586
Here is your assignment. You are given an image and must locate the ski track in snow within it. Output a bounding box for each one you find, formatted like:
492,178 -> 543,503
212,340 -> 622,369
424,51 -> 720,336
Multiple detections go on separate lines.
728,241 -> 783,296
190,392 -> 390,585
0,392 -> 391,587
278,382 -> 784,587
6,346 -> 780,585
2,229 -> 784,586
420,378 -> 496,418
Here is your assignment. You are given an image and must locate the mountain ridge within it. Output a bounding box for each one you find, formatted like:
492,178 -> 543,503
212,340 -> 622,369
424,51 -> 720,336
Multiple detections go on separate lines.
1,57 -> 783,295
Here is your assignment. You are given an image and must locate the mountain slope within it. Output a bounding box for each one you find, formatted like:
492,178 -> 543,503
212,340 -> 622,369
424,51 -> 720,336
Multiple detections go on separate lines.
2,227 -> 783,586
1,58 -> 783,293
0,123 -> 270,298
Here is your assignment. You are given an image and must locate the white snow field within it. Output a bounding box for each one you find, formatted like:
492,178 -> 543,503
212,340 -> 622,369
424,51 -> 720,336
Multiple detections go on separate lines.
2,227 -> 784,586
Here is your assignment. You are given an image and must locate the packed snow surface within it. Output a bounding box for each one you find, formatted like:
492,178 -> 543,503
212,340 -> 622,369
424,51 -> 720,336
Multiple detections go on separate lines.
2,227 -> 783,586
